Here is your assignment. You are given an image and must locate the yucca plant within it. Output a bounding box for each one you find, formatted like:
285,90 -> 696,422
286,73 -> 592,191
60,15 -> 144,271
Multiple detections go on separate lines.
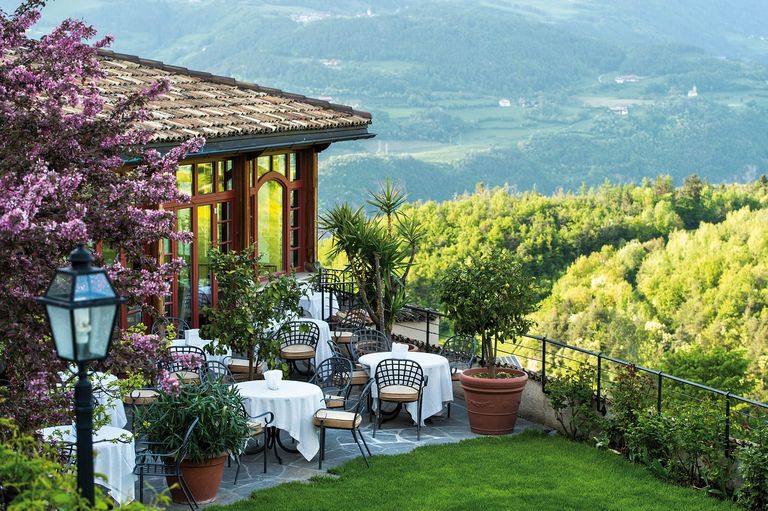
319,178 -> 424,338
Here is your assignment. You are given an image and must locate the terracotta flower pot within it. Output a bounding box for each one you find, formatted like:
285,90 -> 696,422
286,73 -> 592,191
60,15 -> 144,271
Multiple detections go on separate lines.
459,367 -> 528,435
167,454 -> 227,504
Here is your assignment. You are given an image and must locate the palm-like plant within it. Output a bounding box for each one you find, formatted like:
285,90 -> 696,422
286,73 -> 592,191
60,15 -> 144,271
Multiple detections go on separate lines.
319,179 -> 423,338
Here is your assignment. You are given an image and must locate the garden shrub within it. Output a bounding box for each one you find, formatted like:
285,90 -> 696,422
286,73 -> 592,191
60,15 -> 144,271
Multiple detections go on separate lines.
605,364 -> 656,452
547,364 -> 602,441
0,418 -> 159,510
737,421 -> 768,510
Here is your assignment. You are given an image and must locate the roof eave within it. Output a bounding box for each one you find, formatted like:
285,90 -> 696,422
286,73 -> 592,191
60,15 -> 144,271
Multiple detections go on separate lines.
145,126 -> 375,157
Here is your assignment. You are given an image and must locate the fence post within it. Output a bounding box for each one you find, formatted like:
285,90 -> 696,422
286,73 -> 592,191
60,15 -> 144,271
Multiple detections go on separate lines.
656,371 -> 663,414
725,392 -> 732,458
541,337 -> 547,393
596,353 -> 605,415
425,310 -> 431,348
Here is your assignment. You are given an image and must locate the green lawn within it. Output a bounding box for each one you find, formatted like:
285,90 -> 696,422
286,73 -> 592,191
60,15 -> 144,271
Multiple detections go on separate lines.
209,431 -> 740,511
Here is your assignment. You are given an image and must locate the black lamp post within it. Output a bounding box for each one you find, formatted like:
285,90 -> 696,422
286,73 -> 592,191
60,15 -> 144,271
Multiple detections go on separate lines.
36,244 -> 126,504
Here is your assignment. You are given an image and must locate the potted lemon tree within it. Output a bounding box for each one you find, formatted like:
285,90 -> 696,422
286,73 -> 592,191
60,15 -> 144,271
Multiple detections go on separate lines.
439,249 -> 537,434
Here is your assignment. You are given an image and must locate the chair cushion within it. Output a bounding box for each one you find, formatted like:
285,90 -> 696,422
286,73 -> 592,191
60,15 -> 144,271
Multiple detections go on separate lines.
451,372 -> 462,382
280,345 -> 316,360
324,395 -> 346,408
123,389 -> 159,405
228,358 -> 255,374
313,409 -> 361,429
379,384 -> 419,402
332,331 -> 354,344
169,370 -> 200,384
351,370 -> 370,385
247,421 -> 264,436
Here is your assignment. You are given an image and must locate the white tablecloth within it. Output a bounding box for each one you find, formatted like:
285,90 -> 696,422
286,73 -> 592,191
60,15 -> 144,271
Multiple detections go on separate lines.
290,318 -> 334,369
40,425 -> 135,504
59,371 -> 127,429
299,290 -> 338,320
170,332 -> 232,364
235,380 -> 325,461
358,352 -> 454,425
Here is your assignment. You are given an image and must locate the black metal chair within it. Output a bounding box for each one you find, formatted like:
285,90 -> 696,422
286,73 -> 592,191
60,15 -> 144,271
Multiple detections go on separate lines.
135,417 -> 199,511
350,328 -> 391,361
278,321 -> 320,376
328,341 -> 370,386
309,356 -> 354,408
313,380 -> 374,469
373,359 -> 428,440
165,345 -> 207,384
438,335 -> 478,418
234,405 -> 273,485
330,308 -> 368,349
150,316 -> 190,340
198,360 -> 236,385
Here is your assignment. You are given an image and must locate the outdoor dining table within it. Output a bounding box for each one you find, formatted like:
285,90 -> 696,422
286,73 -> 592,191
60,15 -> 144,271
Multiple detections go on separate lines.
358,351 -> 454,425
235,379 -> 325,461
299,289 -> 338,320
59,370 -> 127,429
39,425 -> 135,504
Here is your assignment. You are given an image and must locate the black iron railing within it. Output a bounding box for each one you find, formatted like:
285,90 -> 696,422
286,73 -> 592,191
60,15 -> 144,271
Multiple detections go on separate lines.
314,268 -> 768,456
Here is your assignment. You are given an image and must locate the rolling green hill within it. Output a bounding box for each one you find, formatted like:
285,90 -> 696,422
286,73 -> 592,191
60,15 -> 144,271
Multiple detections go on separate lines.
11,0 -> 768,205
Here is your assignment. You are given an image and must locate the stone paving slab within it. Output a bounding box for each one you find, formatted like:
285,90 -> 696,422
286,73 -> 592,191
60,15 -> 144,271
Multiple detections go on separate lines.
138,397 -> 545,509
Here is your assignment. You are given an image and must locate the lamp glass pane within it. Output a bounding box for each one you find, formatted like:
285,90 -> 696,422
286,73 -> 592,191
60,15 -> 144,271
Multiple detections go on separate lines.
47,272 -> 74,300
75,304 -> 118,360
73,273 -> 115,301
46,305 -> 74,360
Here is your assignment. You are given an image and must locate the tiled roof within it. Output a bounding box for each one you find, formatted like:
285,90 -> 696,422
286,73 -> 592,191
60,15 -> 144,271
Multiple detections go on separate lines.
97,50 -> 372,144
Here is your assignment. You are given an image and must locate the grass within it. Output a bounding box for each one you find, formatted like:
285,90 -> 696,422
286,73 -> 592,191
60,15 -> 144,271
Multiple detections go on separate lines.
208,431 -> 739,511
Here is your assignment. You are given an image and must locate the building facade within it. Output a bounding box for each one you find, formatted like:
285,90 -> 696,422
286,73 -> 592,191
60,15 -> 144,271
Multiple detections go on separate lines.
98,51 -> 373,328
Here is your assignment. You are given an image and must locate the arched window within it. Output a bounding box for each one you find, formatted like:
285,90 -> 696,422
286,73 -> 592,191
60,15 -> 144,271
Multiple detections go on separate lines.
257,179 -> 284,272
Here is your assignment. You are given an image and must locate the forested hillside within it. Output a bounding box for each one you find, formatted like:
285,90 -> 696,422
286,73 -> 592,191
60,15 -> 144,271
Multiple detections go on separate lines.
320,177 -> 768,398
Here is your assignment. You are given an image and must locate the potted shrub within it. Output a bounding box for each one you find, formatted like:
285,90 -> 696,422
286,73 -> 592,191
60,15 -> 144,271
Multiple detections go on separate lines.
439,249 -> 537,434
201,246 -> 303,380
135,377 -> 249,504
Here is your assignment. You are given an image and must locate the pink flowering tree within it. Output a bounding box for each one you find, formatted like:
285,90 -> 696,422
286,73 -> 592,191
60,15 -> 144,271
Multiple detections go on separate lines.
0,1 -> 203,431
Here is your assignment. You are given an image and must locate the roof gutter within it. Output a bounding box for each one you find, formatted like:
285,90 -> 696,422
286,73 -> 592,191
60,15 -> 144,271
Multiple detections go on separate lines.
139,127 -> 375,160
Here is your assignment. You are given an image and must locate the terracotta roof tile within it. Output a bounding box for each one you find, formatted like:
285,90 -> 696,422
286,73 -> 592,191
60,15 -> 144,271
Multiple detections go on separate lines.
97,50 -> 372,144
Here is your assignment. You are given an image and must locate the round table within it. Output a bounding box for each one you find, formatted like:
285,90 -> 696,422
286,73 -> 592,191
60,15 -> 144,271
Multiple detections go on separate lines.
299,290 -> 338,320
40,425 -> 135,504
235,380 -> 325,461
358,352 -> 454,425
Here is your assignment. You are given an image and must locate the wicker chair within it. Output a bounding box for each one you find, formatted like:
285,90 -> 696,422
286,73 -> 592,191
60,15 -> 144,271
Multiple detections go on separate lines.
135,417 -> 199,510
313,380 -> 374,469
350,328 -> 391,361
309,356 -> 354,409
278,321 -> 320,376
438,335 -> 477,418
328,341 -> 369,386
373,359 -> 428,440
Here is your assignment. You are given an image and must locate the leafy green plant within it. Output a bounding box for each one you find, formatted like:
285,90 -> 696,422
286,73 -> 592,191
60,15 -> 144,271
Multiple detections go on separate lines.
0,418 -> 159,510
319,178 -> 424,338
135,381 -> 249,464
438,249 -> 536,377
546,364 -> 602,441
201,246 -> 303,379
737,421 -> 768,510
625,404 -> 732,493
606,364 -> 656,452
